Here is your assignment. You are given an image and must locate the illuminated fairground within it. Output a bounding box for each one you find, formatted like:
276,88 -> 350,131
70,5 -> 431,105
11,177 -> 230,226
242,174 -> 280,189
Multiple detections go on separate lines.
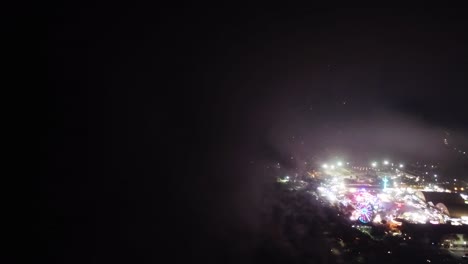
311,159 -> 468,233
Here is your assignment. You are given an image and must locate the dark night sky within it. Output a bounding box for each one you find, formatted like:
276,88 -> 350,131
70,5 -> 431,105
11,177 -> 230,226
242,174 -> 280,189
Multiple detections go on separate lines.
46,7 -> 468,263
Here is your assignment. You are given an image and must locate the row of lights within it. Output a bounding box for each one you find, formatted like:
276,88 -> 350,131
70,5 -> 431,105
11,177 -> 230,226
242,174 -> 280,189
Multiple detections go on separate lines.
371,160 -> 404,168
322,160 -> 405,170
322,161 -> 349,169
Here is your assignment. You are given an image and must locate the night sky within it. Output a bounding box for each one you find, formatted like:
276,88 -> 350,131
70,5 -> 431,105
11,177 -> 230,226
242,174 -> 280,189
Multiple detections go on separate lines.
46,7 -> 468,263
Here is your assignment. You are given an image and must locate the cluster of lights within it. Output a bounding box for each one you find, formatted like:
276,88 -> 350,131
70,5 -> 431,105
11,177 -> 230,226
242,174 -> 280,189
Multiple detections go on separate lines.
317,156 -> 468,227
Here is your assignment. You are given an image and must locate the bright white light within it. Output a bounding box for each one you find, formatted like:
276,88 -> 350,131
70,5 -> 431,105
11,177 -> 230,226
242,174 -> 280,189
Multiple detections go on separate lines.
371,162 -> 377,167
434,174 -> 437,178
373,214 -> 382,223
327,193 -> 337,201
383,160 -> 389,165
337,161 -> 343,167
399,164 -> 404,168
322,163 -> 328,169
331,165 -> 335,170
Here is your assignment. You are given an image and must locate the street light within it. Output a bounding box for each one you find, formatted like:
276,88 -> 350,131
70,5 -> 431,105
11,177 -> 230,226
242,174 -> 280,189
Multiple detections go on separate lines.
399,164 -> 404,168
322,163 -> 328,169
371,162 -> 377,167
337,161 -> 343,167
383,160 -> 389,165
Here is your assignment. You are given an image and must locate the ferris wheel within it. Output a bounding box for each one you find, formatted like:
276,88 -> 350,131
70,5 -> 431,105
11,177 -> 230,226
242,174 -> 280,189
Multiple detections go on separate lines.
355,202 -> 374,224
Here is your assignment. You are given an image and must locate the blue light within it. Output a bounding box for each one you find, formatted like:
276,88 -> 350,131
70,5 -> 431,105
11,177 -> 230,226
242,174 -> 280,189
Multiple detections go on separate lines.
383,176 -> 388,189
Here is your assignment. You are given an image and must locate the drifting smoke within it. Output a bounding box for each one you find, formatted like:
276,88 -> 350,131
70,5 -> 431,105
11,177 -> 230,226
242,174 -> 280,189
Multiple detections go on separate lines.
264,107 -> 445,163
